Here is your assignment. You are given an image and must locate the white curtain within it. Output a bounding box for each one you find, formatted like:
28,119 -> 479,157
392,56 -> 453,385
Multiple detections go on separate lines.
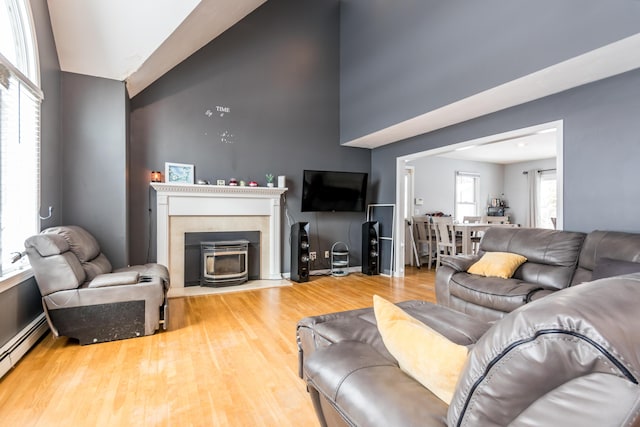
525,169 -> 538,228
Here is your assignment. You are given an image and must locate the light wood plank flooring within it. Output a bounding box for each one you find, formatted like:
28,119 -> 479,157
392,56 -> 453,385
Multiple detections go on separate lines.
0,267 -> 436,427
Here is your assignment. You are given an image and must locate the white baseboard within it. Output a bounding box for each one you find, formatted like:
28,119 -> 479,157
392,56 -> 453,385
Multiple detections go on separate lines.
0,313 -> 49,379
281,265 -> 362,279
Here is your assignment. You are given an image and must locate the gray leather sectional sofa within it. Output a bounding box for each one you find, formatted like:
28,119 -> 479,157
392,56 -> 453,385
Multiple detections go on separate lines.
297,228 -> 640,426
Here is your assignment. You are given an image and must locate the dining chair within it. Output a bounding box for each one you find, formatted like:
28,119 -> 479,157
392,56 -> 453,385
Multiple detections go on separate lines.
463,216 -> 483,254
412,215 -> 436,269
432,216 -> 462,269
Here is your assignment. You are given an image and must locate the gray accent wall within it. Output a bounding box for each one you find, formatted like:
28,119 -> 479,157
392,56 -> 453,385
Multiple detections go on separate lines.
0,277 -> 42,348
340,0 -> 640,143
129,0 -> 371,272
371,69 -> 640,234
60,73 -> 129,268
33,0 -> 62,229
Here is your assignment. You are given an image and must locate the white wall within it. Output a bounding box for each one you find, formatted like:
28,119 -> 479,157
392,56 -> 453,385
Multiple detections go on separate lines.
409,156 -> 504,217
503,157 -> 556,226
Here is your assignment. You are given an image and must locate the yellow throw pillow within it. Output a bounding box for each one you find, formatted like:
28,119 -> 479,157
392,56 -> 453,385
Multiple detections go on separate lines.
467,251 -> 527,279
373,295 -> 468,404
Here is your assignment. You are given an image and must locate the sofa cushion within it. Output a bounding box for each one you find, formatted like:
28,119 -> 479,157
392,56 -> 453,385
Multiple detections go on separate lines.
374,296 -> 468,404
467,252 -> 527,279
592,257 -> 640,280
478,228 -> 585,290
82,252 -> 113,282
305,341 -> 450,427
449,273 -> 548,313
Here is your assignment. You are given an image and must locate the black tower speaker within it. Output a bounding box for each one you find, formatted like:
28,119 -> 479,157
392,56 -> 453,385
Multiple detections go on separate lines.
362,221 -> 379,275
290,222 -> 310,282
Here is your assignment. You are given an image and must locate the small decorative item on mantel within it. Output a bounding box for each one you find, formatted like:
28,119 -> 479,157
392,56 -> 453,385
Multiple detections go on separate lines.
266,174 -> 274,188
150,171 -> 163,183
239,180 -> 246,186
249,180 -> 258,187
229,178 -> 238,186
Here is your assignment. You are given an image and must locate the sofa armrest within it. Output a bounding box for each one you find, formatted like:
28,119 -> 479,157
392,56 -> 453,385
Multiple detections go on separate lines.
88,271 -> 140,288
440,255 -> 479,272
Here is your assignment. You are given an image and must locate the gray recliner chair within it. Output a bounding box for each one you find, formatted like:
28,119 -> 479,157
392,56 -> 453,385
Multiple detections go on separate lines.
24,225 -> 169,345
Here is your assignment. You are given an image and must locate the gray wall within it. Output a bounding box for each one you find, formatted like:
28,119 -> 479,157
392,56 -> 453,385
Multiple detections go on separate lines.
60,73 -> 129,268
129,0 -> 371,272
371,68 -> 640,233
34,0 -> 62,229
340,0 -> 640,143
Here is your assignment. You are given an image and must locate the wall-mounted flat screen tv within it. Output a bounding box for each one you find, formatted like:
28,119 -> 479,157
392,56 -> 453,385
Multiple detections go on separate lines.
301,170 -> 368,212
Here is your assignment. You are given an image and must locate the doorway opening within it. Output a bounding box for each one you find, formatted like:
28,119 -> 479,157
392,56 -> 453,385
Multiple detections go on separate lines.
394,120 -> 564,277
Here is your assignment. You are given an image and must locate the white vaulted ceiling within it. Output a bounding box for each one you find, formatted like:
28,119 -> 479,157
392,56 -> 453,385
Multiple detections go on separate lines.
47,0 -> 267,97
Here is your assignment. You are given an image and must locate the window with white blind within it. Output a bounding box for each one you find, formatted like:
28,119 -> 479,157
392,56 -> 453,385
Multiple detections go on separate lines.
454,172 -> 479,223
0,0 -> 41,277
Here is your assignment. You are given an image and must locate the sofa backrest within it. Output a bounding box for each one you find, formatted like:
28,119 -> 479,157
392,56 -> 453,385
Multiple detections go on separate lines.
570,230 -> 640,286
479,227 -> 586,290
24,226 -> 114,296
41,226 -> 112,281
24,233 -> 86,296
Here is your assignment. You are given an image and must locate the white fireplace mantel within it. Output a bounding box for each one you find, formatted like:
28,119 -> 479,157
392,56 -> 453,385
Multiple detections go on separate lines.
151,183 -> 287,287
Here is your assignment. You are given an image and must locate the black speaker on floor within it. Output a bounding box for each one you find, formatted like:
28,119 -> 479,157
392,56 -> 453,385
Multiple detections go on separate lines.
362,221 -> 379,275
290,222 -> 310,282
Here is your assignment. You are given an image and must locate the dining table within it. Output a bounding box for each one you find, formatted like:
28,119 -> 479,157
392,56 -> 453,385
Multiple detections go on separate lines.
454,222 -> 519,255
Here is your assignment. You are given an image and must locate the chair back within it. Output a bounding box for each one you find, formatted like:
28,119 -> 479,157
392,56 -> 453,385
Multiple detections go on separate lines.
412,215 -> 434,243
432,216 -> 455,246
24,233 -> 86,296
24,226 -> 114,296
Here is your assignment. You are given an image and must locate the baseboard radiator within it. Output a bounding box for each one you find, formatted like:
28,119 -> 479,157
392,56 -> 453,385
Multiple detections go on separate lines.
0,313 -> 49,379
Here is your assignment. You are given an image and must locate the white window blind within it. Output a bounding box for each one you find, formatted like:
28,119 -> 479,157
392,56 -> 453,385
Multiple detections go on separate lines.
0,61 -> 40,275
0,0 -> 42,277
454,172 -> 479,223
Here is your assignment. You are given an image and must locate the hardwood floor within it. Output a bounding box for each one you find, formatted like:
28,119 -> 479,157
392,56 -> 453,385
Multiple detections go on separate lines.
0,267 -> 436,426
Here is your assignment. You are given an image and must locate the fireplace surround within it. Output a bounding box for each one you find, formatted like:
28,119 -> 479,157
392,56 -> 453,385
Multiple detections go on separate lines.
151,183 -> 287,288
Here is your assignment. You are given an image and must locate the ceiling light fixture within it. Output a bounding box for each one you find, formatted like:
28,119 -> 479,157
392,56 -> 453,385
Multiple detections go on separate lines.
536,128 -> 556,134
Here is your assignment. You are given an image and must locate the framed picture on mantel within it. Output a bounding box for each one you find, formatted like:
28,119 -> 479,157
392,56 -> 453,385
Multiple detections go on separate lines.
165,162 -> 194,184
